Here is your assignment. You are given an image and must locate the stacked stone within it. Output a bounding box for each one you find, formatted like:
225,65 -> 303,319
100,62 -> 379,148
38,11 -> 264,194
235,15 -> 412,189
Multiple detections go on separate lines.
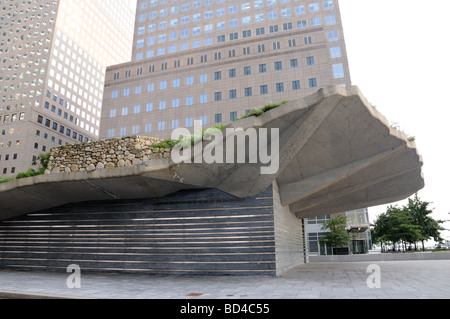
46,136 -> 173,174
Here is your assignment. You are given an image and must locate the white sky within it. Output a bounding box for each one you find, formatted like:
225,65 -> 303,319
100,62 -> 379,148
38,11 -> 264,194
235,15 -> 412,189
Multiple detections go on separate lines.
339,0 -> 450,240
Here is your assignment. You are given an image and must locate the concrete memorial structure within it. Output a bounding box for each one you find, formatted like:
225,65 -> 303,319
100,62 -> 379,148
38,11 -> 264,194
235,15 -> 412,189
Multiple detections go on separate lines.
0,86 -> 424,275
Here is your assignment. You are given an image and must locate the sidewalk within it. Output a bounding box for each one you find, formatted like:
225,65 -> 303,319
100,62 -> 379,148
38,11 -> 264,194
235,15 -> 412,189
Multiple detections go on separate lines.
1,260 -> 450,299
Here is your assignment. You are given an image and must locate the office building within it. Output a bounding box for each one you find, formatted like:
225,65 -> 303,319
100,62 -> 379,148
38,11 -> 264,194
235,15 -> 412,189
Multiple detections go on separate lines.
0,0 -> 135,177
100,0 -> 351,139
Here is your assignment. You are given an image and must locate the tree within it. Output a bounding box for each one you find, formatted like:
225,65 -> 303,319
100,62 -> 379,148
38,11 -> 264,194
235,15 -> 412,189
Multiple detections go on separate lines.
371,211 -> 392,251
371,194 -> 444,252
319,214 -> 350,255
406,194 -> 444,250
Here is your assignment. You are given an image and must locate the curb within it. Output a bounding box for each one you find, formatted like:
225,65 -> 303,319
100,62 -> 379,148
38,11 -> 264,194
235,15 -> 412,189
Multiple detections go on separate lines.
0,289 -> 92,299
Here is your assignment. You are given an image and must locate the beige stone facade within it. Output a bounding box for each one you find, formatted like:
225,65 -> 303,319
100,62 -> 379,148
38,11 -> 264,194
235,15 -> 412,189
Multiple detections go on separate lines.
0,0 -> 135,177
100,0 -> 351,140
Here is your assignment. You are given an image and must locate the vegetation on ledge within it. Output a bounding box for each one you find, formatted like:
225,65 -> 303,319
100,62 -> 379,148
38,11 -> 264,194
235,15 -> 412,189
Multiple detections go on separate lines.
0,152 -> 50,184
151,100 -> 289,149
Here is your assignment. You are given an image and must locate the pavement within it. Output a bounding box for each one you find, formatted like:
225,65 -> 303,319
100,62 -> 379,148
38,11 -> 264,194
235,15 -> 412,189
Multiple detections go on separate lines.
1,260 -> 449,299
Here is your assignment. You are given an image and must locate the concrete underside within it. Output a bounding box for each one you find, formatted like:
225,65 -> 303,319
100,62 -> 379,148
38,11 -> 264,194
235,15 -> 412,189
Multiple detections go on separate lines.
0,86 -> 424,222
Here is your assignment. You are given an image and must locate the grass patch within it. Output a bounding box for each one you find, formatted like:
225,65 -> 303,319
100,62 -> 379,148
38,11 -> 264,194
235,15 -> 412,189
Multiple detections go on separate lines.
240,100 -> 289,119
151,101 -> 289,149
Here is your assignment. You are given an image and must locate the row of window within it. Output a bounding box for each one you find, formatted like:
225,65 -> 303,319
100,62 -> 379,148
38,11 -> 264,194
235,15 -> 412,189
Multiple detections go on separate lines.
36,114 -> 89,143
0,112 -> 25,124
135,18 -> 339,59
111,59 -> 344,101
137,1 -> 335,21
109,78 -> 320,122
137,9 -> 335,39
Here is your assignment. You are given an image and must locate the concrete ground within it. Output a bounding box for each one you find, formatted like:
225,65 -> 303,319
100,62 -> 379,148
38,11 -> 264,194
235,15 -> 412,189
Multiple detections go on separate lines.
0,260 -> 449,299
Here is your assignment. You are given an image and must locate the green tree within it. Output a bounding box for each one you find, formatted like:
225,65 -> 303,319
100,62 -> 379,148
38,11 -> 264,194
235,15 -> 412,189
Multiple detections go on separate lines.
406,194 -> 444,250
371,212 -> 392,251
319,214 -> 350,255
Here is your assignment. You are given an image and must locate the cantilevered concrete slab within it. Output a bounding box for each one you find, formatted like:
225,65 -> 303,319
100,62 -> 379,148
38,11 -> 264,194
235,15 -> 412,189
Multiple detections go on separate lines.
0,86 -> 424,221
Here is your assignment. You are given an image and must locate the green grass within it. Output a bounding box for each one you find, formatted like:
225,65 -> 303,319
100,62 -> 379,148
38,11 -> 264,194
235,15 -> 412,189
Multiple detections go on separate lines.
151,100 -> 289,149
240,100 -> 289,119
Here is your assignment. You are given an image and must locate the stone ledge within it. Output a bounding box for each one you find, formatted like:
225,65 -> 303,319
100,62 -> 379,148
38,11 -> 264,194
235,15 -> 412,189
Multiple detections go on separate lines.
47,136 -> 172,174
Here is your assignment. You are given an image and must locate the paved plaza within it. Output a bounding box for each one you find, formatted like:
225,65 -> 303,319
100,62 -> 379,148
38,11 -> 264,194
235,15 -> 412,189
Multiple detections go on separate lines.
0,260 -> 449,299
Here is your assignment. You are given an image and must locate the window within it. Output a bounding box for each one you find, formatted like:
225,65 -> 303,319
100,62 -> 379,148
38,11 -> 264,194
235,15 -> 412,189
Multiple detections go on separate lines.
290,59 -> 299,68
306,56 -> 315,66
185,118 -> 193,127
215,114 -> 222,123
110,109 -> 117,118
159,101 -> 167,110
328,30 -> 339,42
199,116 -> 207,125
276,82 -> 285,93
274,61 -> 283,71
186,96 -> 194,106
304,35 -> 312,45
292,80 -> 301,90
260,85 -> 268,95
244,66 -> 251,75
309,78 -> 318,88
229,69 -> 236,78
330,46 -> 342,58
134,105 -> 141,114
200,94 -> 208,104
326,14 -> 336,26
135,86 -> 142,94
200,74 -> 208,83
259,64 -> 267,73
244,87 -> 253,97
122,107 -> 128,116
172,120 -> 179,129
229,90 -> 237,99
310,3 -> 320,13
311,17 -> 322,26
283,22 -> 293,30
214,92 -> 222,101
333,63 -> 345,78
230,111 -> 238,121
158,121 -> 165,131
214,71 -> 222,80
297,19 -> 307,28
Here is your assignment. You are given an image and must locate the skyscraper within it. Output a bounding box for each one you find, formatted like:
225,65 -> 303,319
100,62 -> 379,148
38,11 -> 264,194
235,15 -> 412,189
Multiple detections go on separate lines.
100,0 -> 351,140
0,0 -> 135,177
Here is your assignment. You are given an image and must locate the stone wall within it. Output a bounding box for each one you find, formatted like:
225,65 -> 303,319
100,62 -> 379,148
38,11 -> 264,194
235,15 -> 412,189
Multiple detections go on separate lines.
47,136 -> 172,174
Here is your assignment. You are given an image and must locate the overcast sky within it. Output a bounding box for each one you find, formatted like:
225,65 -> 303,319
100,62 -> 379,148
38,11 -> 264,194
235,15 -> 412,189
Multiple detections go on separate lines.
339,0 -> 450,239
